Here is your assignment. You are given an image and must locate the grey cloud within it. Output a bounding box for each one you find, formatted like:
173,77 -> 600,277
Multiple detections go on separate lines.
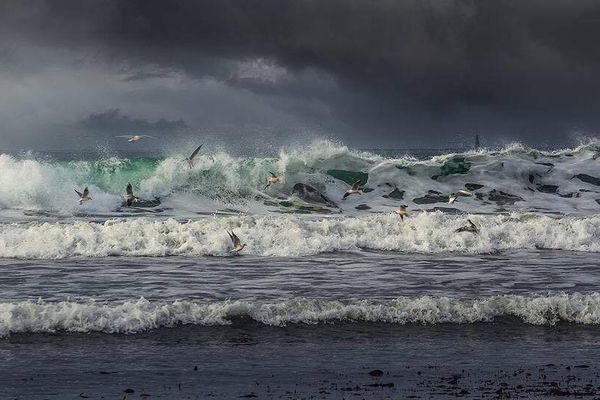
122,71 -> 172,82
81,109 -> 188,133
1,0 -> 600,148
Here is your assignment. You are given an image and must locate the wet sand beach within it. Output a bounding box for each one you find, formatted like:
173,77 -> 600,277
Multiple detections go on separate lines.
3,321 -> 600,399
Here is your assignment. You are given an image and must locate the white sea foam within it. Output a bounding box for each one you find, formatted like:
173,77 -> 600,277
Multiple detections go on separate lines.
0,213 -> 599,258
0,154 -> 123,213
1,293 -> 600,336
2,139 -> 600,216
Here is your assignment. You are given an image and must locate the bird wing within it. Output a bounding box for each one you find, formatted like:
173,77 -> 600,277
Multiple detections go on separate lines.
269,171 -> 277,177
126,183 -> 134,196
189,144 -> 203,160
74,189 -> 82,197
83,187 -> 89,197
231,231 -> 241,247
468,219 -> 476,228
457,190 -> 472,197
114,135 -> 131,138
351,180 -> 361,191
140,135 -> 155,138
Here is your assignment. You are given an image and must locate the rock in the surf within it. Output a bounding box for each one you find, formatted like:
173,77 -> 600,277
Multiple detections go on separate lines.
291,183 -> 336,206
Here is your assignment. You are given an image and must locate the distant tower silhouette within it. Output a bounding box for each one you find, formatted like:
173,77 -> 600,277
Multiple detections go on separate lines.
474,134 -> 481,149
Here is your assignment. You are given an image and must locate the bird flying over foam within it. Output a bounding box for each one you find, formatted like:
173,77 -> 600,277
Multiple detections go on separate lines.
184,144 -> 203,169
115,135 -> 155,143
125,183 -> 139,206
264,172 -> 281,190
394,205 -> 408,221
455,219 -> 479,234
227,230 -> 246,253
448,190 -> 473,204
343,180 -> 362,199
74,187 -> 92,205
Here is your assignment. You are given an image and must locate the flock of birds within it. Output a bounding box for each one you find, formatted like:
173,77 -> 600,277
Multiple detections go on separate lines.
73,135 -> 479,254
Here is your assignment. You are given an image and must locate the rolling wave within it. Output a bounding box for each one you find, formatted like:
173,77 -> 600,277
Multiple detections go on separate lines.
2,293 -> 600,336
1,213 -> 600,258
2,139 -> 600,216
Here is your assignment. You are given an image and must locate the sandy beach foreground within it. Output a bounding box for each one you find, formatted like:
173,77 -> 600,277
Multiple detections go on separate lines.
2,320 -> 600,399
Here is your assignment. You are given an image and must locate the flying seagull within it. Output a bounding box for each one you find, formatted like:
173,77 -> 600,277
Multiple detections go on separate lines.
184,144 -> 203,169
455,219 -> 479,234
343,180 -> 362,199
264,172 -> 281,190
394,205 -> 408,221
115,135 -> 155,143
448,190 -> 473,204
227,230 -> 246,253
74,187 -> 92,205
125,183 -> 139,206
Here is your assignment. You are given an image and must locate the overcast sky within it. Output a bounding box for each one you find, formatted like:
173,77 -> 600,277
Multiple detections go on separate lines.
1,0 -> 600,151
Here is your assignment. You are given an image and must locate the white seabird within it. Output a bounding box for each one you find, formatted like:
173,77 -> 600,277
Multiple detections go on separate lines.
227,230 -> 246,253
394,204 -> 408,221
184,144 -> 203,169
343,180 -> 362,199
125,183 -> 139,206
264,172 -> 281,190
115,135 -> 155,143
74,187 -> 92,205
448,189 -> 473,204
455,219 -> 479,234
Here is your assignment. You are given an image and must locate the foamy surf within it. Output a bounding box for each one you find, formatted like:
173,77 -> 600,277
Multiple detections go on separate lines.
2,139 -> 600,216
2,293 -> 600,336
0,213 -> 600,258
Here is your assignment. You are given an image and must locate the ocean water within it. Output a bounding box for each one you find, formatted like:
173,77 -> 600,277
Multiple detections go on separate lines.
2,139 -> 600,398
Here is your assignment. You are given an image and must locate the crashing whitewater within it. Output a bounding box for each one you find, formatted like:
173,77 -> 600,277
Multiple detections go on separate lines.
0,213 -> 600,258
2,139 -> 600,214
1,139 -> 600,258
2,293 -> 600,336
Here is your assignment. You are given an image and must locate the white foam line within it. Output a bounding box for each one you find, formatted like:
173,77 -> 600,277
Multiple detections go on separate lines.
0,212 -> 599,258
1,293 -> 600,336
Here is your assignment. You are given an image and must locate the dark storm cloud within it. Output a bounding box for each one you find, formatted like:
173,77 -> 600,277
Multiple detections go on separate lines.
81,109 -> 188,133
1,0 -> 600,147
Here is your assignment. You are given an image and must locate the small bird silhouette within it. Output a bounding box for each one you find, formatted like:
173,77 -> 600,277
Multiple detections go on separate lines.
455,219 -> 479,234
343,180 -> 362,199
264,172 -> 281,190
74,187 -> 92,205
125,183 -> 139,206
394,205 -> 408,221
184,144 -> 203,169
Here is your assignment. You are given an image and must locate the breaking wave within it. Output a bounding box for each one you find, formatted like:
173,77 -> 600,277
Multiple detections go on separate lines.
1,213 -> 600,258
3,293 -> 600,336
3,139 -> 600,216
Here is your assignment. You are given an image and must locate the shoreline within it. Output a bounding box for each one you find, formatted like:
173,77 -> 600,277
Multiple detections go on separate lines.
3,322 -> 600,399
